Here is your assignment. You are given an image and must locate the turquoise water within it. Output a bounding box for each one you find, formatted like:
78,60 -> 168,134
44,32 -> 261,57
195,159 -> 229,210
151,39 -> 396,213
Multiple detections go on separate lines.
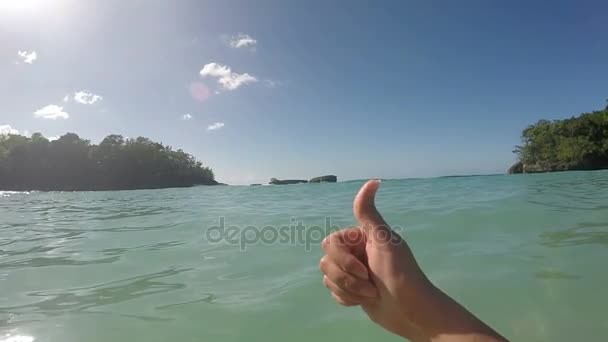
1,171 -> 608,342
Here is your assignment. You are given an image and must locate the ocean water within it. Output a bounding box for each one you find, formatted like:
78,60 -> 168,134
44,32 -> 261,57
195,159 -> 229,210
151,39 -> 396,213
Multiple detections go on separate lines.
1,171 -> 608,342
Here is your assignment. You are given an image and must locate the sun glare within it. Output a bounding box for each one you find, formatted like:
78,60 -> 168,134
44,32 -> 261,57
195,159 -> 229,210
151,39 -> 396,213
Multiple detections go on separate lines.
0,0 -> 57,12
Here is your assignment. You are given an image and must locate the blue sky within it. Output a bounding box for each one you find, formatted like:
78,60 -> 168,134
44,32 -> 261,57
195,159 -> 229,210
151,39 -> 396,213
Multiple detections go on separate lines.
1,0 -> 607,184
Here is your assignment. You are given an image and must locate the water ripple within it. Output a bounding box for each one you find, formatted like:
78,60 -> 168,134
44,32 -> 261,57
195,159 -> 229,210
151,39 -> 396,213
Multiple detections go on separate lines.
1,172 -> 608,341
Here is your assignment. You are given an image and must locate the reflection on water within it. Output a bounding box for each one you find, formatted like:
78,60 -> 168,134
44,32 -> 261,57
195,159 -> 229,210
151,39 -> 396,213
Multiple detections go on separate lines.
534,270 -> 582,280
0,256 -> 120,270
101,241 -> 186,256
0,171 -> 607,341
0,268 -> 190,318
156,294 -> 217,310
0,335 -> 34,342
540,226 -> 608,247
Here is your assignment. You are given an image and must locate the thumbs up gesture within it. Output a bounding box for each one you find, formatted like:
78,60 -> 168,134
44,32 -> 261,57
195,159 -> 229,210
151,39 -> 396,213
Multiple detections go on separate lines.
319,180 -> 507,342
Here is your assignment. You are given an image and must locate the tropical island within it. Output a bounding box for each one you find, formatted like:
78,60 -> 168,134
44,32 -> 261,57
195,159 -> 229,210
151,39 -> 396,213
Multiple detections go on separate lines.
509,101 -> 608,174
0,133 -> 217,191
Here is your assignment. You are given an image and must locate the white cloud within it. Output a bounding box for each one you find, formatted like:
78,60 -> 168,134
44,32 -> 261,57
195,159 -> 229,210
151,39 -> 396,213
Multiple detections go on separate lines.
201,63 -> 231,78
48,135 -> 60,141
17,50 -> 37,64
63,94 -> 70,102
229,33 -> 257,49
219,73 -> 256,90
182,113 -> 193,120
74,90 -> 102,104
34,105 -> 69,120
200,63 -> 257,91
0,125 -> 20,136
207,122 -> 225,131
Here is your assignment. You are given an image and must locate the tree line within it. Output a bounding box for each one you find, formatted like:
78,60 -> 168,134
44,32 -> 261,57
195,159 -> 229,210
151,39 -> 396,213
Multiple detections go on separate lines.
0,133 -> 217,191
513,101 -> 608,172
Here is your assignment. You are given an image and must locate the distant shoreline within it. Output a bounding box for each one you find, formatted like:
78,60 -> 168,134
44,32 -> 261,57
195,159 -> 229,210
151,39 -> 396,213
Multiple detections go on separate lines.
0,133 -> 217,192
4,170 -> 608,192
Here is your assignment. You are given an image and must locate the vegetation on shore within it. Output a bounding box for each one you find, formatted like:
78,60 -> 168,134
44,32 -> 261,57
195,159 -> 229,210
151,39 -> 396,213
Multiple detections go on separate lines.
510,101 -> 608,173
0,133 -> 217,191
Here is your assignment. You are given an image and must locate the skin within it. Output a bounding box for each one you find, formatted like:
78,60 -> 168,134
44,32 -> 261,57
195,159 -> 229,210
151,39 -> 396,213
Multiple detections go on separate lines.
319,180 -> 509,342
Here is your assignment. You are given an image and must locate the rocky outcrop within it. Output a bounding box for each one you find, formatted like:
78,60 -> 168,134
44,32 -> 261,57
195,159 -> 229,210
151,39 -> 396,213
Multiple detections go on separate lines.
269,178 -> 308,185
508,161 -> 555,174
268,175 -> 339,185
249,183 -> 262,186
506,161 -> 599,174
507,162 -> 523,174
309,175 -> 337,183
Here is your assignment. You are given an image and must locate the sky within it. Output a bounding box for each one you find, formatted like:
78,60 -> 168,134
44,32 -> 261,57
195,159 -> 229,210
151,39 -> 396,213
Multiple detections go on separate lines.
1,0 -> 607,185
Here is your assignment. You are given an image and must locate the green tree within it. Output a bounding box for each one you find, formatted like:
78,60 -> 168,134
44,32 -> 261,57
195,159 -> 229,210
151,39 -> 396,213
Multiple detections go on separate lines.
515,101 -> 608,172
0,132 -> 217,191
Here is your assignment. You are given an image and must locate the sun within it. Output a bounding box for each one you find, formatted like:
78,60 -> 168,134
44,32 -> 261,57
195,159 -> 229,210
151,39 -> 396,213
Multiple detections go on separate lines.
0,0 -> 56,12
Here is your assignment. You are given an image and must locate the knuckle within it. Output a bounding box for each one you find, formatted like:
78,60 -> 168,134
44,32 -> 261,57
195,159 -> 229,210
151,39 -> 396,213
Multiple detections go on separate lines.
336,272 -> 354,291
322,275 -> 330,288
342,256 -> 360,275
322,232 -> 344,252
321,234 -> 335,251
342,228 -> 363,245
331,293 -> 348,306
319,256 -> 328,273
347,280 -> 366,294
336,297 -> 357,307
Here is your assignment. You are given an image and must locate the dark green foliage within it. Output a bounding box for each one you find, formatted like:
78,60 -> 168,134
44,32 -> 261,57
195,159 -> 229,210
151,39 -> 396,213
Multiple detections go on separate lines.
0,133 -> 217,191
514,102 -> 608,172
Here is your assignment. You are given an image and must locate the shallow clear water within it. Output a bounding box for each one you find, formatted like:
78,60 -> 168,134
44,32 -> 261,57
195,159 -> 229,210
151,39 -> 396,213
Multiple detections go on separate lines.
1,171 -> 608,341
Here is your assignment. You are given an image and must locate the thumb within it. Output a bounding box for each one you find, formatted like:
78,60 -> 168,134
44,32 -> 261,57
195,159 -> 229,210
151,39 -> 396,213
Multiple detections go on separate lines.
353,180 -> 393,242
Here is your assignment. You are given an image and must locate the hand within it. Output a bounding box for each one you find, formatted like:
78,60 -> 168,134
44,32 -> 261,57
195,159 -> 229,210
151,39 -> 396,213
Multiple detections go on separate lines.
319,180 -> 507,342
319,180 -> 432,338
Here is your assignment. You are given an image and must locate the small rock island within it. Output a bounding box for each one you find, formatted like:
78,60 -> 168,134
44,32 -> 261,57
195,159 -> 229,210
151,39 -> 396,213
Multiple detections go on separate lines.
269,178 -> 308,185
309,175 -> 338,183
268,175 -> 338,185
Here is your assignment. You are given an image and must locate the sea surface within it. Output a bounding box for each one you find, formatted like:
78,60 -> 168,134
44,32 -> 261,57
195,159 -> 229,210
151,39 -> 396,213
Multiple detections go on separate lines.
1,171 -> 608,342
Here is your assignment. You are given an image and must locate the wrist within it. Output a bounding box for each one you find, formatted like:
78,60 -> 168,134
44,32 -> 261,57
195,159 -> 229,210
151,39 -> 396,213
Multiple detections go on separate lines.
392,274 -> 439,341
398,282 -> 507,342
